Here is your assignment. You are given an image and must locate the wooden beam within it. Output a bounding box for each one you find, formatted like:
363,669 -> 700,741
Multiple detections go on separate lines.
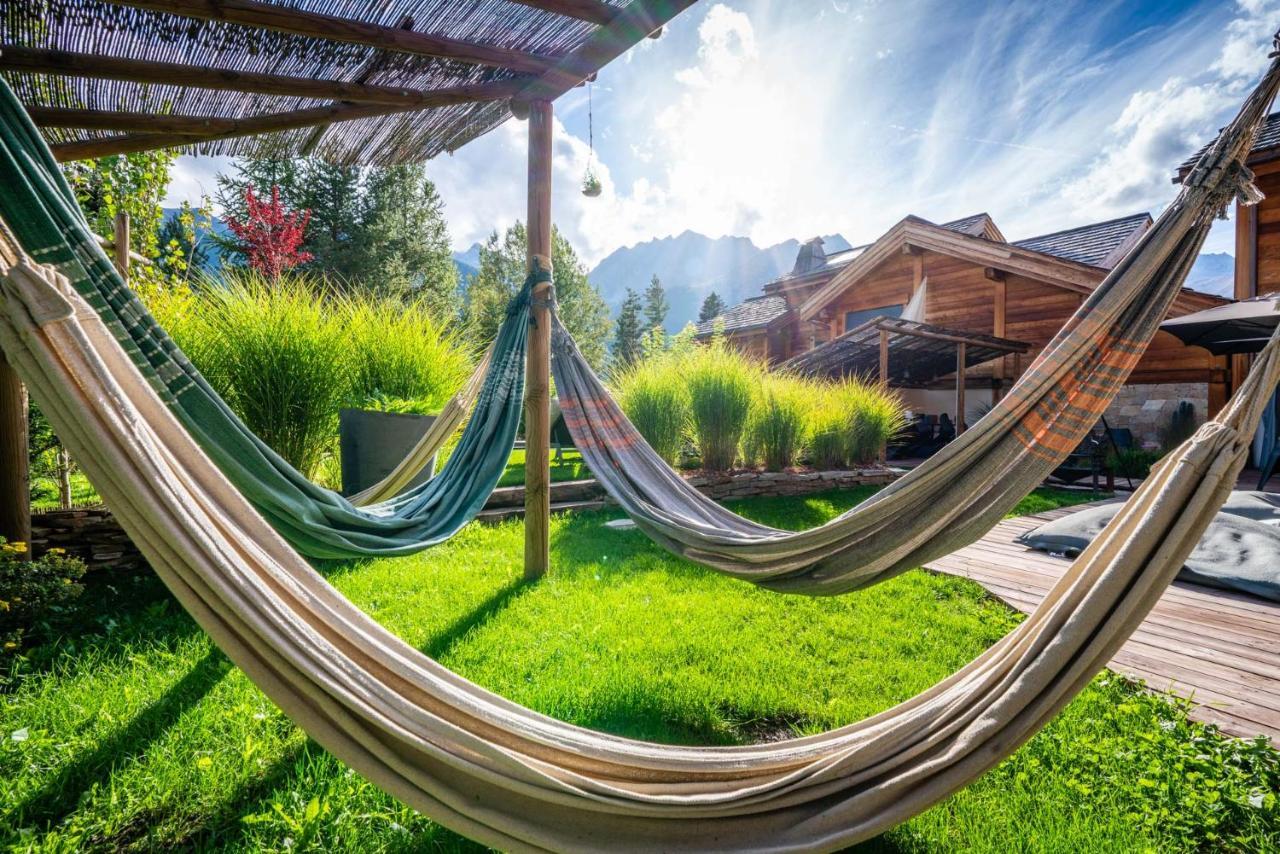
879,328 -> 889,386
512,0 -> 698,106
955,341 -> 967,434
507,0 -> 619,26
992,276 -> 1007,393
524,100 -> 553,580
0,348 -> 29,555
1232,198 -> 1258,398
102,0 -> 561,75
983,266 -> 1006,281
113,212 -> 131,282
0,46 -> 527,109
901,243 -> 922,256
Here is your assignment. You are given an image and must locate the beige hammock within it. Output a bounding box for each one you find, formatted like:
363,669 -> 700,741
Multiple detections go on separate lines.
2,196 -> 1279,852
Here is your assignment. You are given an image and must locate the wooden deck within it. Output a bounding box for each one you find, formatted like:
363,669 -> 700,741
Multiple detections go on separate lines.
925,502 -> 1280,743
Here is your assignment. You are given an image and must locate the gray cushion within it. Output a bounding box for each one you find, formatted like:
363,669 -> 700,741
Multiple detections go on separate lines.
1017,491 -> 1280,602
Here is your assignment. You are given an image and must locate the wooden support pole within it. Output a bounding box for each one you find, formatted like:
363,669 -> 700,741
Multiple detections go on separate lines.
955,342 -> 967,434
878,328 -> 889,386
113,212 -> 131,281
992,275 -> 1007,400
524,100 -> 553,580
0,348 -> 30,553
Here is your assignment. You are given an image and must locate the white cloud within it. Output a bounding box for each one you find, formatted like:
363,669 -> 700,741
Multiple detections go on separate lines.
164,154 -> 233,211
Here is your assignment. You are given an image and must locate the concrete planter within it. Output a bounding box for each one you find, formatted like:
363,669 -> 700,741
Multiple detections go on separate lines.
338,408 -> 438,498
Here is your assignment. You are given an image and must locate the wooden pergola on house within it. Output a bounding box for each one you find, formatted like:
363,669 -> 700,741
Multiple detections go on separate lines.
784,317 -> 1030,433
0,0 -> 699,577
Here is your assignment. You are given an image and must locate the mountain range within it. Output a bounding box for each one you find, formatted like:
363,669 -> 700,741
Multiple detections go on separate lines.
165,210 -> 1237,323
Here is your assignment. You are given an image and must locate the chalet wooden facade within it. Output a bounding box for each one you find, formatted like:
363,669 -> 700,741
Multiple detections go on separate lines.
698,211 -> 1230,442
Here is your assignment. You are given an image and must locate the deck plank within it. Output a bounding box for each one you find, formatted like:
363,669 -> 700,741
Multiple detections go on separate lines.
924,502 -> 1280,744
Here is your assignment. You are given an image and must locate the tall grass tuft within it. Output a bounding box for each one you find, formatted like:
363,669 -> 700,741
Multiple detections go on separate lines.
804,378 -> 906,468
613,352 -> 690,465
343,297 -> 473,414
684,340 -> 758,471
146,270 -> 473,479
744,374 -> 812,470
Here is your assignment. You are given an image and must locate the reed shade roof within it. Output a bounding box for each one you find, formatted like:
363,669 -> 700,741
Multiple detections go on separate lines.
784,316 -> 1031,387
0,0 -> 692,165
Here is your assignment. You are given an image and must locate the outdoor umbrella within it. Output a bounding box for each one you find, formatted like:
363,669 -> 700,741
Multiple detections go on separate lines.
1161,293 -> 1280,354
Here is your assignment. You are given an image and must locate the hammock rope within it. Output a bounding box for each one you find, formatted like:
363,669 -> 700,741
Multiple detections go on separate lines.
548,55 -> 1280,595
0,77 -> 536,558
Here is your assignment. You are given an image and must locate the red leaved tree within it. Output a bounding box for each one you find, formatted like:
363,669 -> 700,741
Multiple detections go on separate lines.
225,184 -> 313,280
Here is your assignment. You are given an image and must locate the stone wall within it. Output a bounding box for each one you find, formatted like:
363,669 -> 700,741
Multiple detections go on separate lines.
1103,382 -> 1208,448
683,467 -> 897,500
30,508 -> 144,572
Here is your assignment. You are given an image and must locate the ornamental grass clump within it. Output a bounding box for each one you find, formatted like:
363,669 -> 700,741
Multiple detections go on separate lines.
145,270 -> 473,480
342,297 -> 473,416
613,352 -> 690,466
805,378 -> 906,467
684,340 -> 759,471
744,374 -> 813,470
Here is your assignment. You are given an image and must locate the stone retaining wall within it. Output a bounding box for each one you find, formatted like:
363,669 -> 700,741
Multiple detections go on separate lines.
1103,382 -> 1208,448
683,467 -> 897,500
30,508 -> 144,572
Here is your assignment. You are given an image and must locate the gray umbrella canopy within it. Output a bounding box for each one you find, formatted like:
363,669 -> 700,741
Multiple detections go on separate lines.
1161,294 -> 1280,354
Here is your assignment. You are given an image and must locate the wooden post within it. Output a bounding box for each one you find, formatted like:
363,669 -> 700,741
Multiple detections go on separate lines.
1231,199 -> 1258,398
991,274 -> 1007,401
955,342 -> 966,434
878,328 -> 889,386
113,211 -> 131,281
524,100 -> 553,580
0,348 -> 30,553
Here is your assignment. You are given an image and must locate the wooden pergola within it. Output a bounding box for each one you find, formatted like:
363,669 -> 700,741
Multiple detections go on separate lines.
783,316 -> 1030,433
0,0 -> 699,576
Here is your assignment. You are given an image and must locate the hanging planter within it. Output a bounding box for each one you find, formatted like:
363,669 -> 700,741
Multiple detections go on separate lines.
581,80 -> 602,199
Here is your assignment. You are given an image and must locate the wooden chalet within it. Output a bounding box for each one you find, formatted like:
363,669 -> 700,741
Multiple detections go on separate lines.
698,211 -> 1230,440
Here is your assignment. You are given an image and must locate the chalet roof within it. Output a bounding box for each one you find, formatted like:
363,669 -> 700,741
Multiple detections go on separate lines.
940,212 -> 1005,242
1177,110 -> 1280,176
694,294 -> 788,337
783,316 -> 1030,388
0,1 -> 692,166
1011,213 -> 1152,269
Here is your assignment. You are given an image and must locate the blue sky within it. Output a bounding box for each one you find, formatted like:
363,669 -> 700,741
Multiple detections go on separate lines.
164,0 -> 1280,265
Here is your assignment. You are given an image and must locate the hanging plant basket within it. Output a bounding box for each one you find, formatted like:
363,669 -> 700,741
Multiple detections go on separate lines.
581,168 -> 602,198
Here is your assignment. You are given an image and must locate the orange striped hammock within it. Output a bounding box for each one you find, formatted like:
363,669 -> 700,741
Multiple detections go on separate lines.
551,57 -> 1280,596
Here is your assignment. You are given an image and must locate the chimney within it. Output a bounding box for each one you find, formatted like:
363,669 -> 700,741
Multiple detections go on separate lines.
792,236 -> 826,275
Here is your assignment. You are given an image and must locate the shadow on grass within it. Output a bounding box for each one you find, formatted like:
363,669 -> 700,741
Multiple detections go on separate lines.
8,646 -> 232,830
421,575 -> 536,662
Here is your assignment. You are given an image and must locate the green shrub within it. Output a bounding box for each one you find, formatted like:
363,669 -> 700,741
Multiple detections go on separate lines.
684,341 -> 758,471
0,538 -> 87,655
1108,447 -> 1165,478
744,374 -> 812,470
613,352 -> 690,465
146,271 -> 473,479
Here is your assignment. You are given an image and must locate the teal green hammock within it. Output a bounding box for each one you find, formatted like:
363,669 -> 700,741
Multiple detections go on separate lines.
0,78 -> 531,559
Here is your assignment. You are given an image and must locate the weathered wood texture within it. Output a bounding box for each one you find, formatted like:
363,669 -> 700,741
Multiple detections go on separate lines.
926,504 -> 1280,743
0,349 -> 29,551
524,100 -> 553,579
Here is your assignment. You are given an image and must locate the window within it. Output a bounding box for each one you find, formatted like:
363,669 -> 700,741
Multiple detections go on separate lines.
844,304 -> 903,332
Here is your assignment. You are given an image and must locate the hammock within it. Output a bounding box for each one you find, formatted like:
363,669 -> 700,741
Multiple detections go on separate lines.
549,56 -> 1279,595
0,79 -> 533,559
2,195 -> 1278,854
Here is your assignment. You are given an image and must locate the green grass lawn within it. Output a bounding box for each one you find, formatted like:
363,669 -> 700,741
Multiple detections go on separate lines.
29,471 -> 99,513
2,487 -> 1277,852
497,447 -> 590,487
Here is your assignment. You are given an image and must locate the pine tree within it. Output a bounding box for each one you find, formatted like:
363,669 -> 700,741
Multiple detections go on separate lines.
462,222 -> 611,370
699,291 -> 727,323
297,159 -> 362,281
643,273 -> 668,333
359,163 -> 459,317
613,288 -> 644,368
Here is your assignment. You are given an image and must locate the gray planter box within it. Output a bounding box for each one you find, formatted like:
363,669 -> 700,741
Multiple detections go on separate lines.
339,408 -> 438,498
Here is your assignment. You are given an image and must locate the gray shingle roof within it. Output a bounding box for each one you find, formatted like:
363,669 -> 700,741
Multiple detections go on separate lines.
1179,111 -> 1280,174
695,295 -> 789,337
1012,213 -> 1152,269
941,213 -> 992,236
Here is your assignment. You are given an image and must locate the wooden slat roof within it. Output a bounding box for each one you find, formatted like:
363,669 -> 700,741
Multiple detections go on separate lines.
783,316 -> 1030,387
0,0 -> 696,165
